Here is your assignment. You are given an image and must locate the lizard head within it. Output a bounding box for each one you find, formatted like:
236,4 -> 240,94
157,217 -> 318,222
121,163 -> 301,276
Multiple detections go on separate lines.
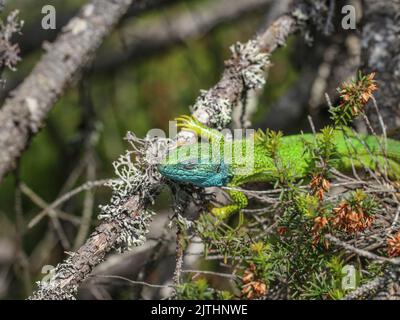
158,143 -> 232,187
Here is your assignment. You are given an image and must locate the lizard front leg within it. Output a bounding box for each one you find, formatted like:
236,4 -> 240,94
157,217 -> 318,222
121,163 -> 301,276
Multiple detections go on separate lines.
211,187 -> 248,219
176,115 -> 224,144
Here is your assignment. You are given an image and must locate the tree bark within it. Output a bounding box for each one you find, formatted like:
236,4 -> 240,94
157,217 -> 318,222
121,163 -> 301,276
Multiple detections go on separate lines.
361,0 -> 400,138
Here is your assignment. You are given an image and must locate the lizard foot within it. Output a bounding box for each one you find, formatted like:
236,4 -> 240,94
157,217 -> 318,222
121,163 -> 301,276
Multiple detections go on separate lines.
175,115 -> 224,143
175,115 -> 204,136
210,189 -> 248,219
211,205 -> 240,220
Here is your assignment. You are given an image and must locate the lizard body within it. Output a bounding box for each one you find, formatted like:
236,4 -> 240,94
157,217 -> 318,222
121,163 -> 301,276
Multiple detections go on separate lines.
158,116 -> 400,218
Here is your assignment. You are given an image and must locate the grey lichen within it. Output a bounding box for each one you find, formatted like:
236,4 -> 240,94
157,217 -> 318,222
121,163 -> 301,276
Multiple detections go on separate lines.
192,38 -> 269,130
30,257 -> 79,300
229,39 -> 270,91
0,9 -> 23,85
98,132 -> 170,250
98,198 -> 155,250
0,10 -> 23,71
192,91 -> 232,130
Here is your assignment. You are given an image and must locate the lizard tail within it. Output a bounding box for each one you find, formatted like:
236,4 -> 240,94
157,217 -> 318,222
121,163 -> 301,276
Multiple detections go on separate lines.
362,135 -> 400,162
379,137 -> 400,162
339,134 -> 400,180
368,136 -> 400,180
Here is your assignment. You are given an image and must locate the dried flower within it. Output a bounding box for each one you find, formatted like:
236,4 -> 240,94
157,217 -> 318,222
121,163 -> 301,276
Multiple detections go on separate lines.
313,216 -> 328,233
277,226 -> 287,236
241,263 -> 268,299
331,201 -> 374,234
241,281 -> 267,299
338,72 -> 377,115
311,216 -> 328,246
252,282 -> 267,295
310,175 -> 331,200
242,269 -> 254,283
387,232 -> 400,258
330,72 -> 378,125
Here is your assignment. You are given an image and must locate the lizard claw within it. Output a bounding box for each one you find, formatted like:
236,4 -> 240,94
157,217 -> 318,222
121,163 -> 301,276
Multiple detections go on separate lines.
175,114 -> 225,144
175,115 -> 200,133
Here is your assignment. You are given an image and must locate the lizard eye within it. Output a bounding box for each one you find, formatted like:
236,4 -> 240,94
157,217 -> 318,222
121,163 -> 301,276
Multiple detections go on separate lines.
181,158 -> 198,170
215,160 -> 226,173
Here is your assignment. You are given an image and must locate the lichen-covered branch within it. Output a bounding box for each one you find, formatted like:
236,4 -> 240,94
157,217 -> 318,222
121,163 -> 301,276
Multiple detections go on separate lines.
0,0 -> 134,184
343,266 -> 400,300
29,133 -> 164,299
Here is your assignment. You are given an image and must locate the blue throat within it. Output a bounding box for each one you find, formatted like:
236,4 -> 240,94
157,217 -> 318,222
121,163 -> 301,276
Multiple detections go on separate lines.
158,160 -> 232,187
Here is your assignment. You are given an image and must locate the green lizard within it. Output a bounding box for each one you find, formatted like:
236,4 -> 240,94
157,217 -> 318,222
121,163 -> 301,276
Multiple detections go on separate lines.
158,115 -> 400,219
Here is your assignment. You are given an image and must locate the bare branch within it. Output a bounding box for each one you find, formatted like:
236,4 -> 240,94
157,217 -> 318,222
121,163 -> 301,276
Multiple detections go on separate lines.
343,267 -> 400,300
325,234 -> 400,265
182,269 -> 238,280
19,0 -> 186,56
28,179 -> 110,229
89,274 -> 173,289
95,0 -> 273,72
